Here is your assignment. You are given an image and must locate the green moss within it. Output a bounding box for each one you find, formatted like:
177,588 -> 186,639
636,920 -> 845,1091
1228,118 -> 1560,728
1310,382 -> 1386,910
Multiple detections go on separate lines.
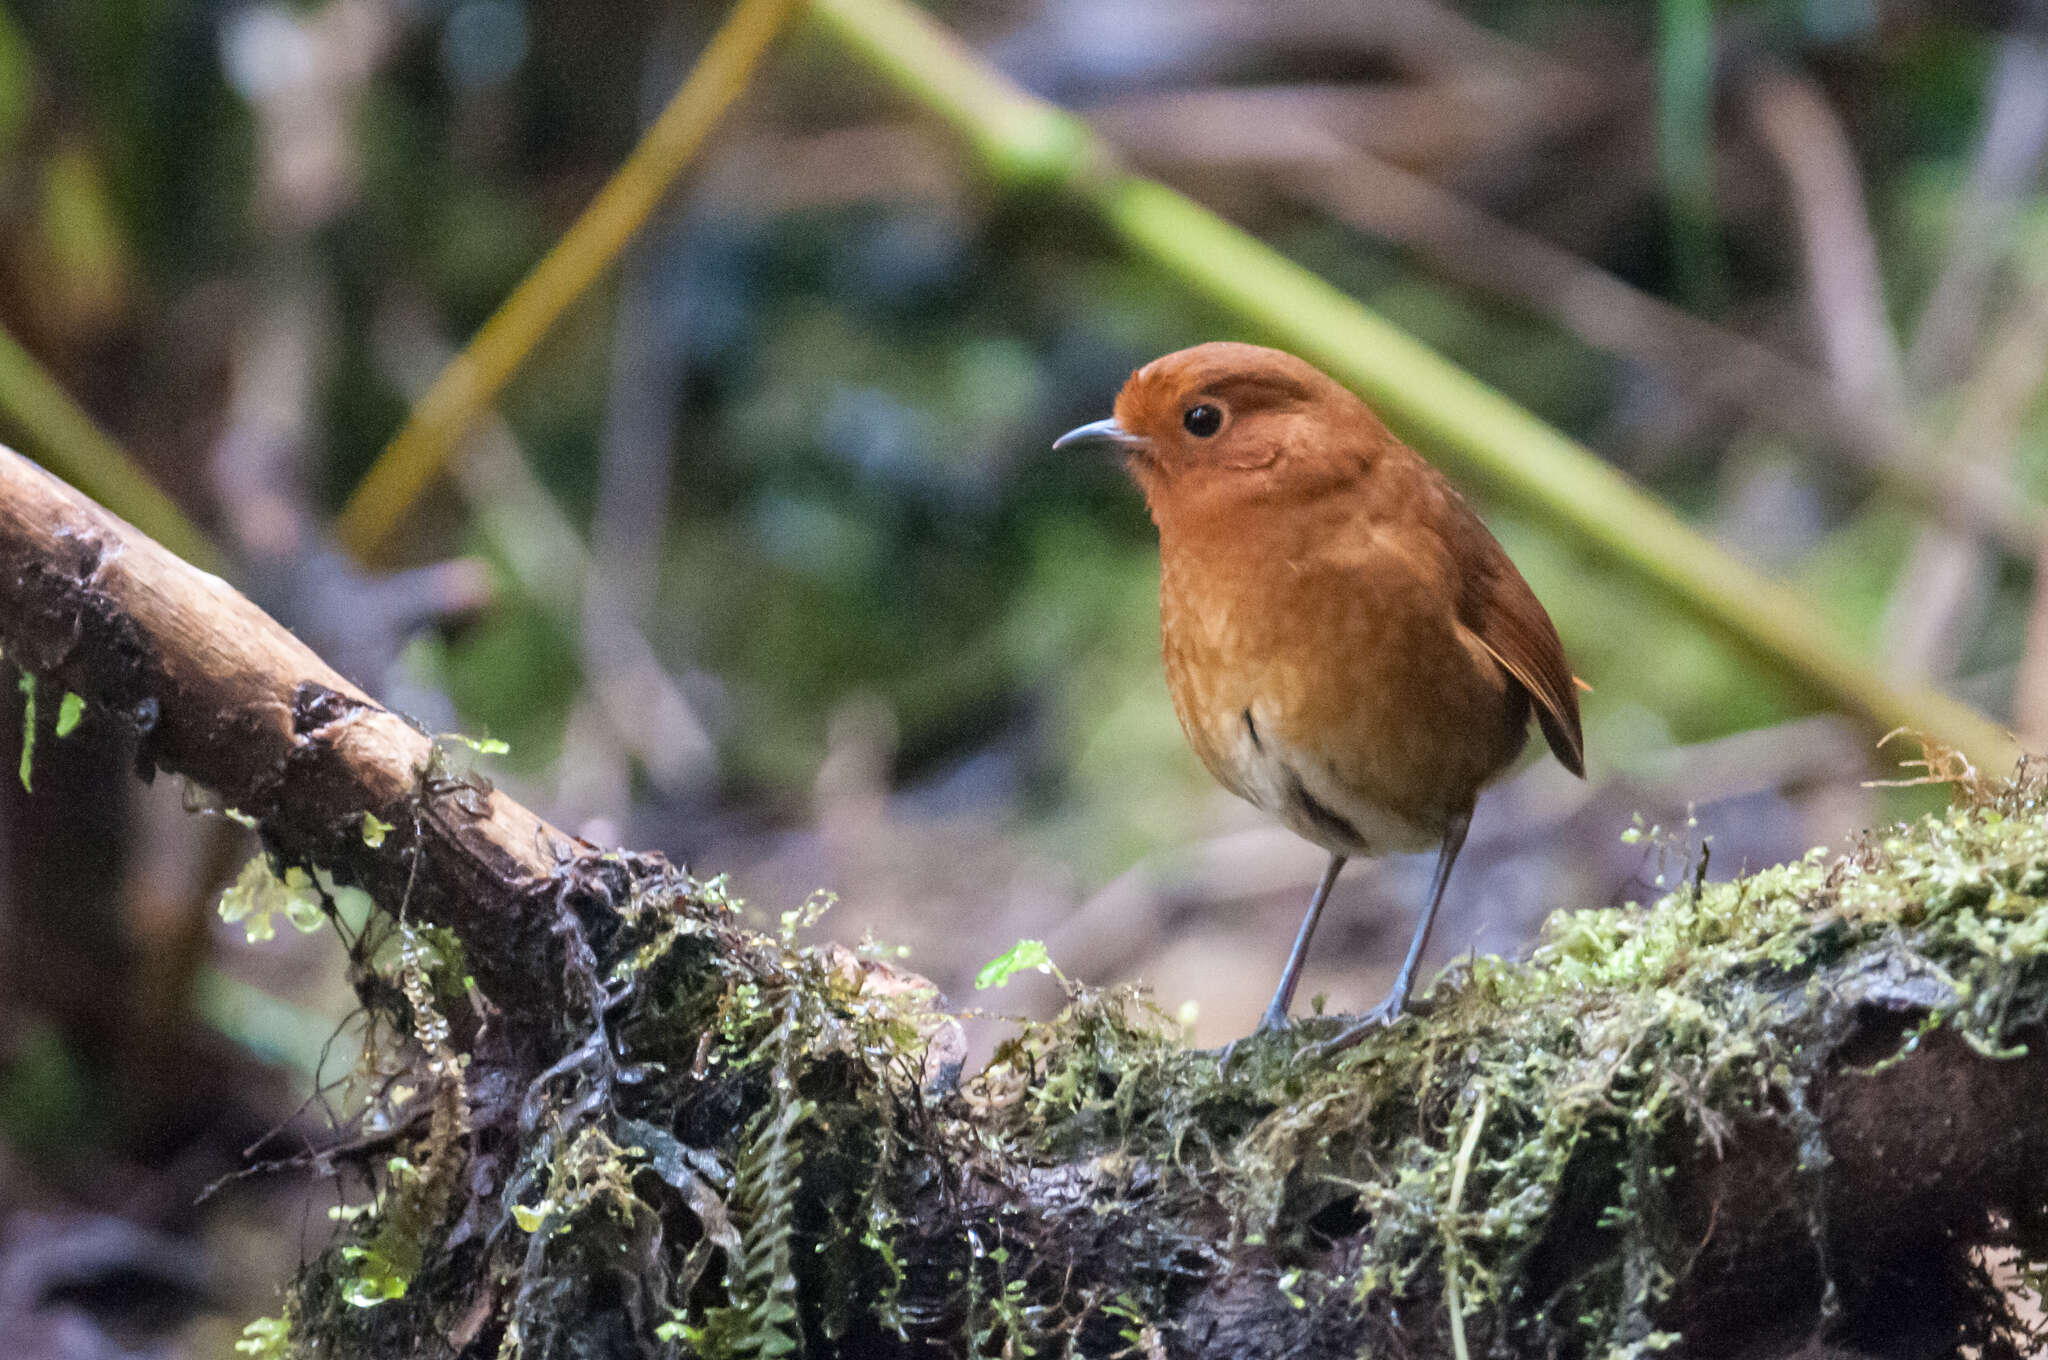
275,767 -> 2048,1358
956,766 -> 2048,1350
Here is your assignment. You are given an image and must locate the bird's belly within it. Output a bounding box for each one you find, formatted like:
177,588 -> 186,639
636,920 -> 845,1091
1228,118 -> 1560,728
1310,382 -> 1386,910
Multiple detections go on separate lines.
1200,701 -> 1437,858
1159,551 -> 1493,858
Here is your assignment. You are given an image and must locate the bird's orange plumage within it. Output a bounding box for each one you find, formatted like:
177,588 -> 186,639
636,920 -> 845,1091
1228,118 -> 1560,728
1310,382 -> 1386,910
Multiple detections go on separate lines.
1058,341 -> 1583,1044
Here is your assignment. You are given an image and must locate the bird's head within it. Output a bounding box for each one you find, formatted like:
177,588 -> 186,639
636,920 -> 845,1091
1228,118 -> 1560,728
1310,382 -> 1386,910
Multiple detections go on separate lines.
1053,342 -> 1392,516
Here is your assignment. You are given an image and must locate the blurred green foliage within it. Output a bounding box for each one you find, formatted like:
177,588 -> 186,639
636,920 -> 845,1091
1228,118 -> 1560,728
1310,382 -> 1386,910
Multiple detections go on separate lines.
0,0 -> 2036,856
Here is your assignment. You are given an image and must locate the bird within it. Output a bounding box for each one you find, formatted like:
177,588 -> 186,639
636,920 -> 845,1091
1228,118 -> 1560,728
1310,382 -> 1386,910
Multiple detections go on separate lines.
1054,342 -> 1584,1051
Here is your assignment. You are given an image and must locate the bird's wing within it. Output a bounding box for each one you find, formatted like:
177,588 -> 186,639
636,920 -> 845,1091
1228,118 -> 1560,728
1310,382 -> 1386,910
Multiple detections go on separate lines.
1453,519 -> 1585,779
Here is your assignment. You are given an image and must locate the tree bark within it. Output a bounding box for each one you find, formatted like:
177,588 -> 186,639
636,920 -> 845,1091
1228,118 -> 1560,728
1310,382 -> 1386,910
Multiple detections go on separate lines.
0,444 -> 588,1016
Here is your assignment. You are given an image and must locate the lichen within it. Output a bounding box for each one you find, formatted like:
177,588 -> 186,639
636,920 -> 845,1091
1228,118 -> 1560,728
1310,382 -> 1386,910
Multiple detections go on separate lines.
269,760 -> 2048,1359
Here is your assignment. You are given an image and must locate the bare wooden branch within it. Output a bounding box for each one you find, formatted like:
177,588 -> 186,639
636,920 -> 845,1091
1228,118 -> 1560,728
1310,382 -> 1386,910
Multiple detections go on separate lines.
0,442 -> 579,1012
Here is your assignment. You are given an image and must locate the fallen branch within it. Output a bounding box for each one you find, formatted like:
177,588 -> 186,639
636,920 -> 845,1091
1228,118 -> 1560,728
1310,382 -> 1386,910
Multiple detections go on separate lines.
0,444 -> 585,1015
1,441 -> 2045,1359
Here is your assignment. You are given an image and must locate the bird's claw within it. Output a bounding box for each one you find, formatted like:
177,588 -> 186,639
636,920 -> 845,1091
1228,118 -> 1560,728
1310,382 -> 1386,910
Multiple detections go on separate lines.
1215,1014 -> 1292,1076
1296,1009 -> 1390,1065
1296,992 -> 1437,1065
1215,1038 -> 1249,1078
1219,994 -> 1441,1076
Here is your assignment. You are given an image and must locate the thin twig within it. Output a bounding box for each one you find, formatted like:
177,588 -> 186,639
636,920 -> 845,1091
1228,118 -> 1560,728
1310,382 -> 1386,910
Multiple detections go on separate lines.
1745,63 -> 1907,424
1910,35 -> 2048,390
2015,532 -> 2048,749
373,299 -> 715,794
1884,288 -> 2048,682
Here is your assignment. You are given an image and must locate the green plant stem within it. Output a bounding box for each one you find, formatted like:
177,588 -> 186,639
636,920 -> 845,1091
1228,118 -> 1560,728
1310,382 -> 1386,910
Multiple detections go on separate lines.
335,0 -> 804,563
809,0 -> 2017,771
1445,1087 -> 1489,1360
1657,0 -> 1723,308
0,322 -> 224,574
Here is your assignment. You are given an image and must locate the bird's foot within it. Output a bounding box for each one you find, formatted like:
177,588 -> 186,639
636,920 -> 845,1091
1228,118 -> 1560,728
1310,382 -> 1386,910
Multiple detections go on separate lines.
1215,1009 -> 1295,1076
1298,993 -> 1436,1064
1299,1009 -> 1390,1063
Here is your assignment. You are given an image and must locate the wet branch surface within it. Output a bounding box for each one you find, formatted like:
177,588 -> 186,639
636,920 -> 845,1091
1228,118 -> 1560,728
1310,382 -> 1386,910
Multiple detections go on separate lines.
0,441 -> 2044,1358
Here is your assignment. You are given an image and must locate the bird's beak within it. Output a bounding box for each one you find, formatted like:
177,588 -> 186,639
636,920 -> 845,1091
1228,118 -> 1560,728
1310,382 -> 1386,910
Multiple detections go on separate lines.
1052,416 -> 1145,457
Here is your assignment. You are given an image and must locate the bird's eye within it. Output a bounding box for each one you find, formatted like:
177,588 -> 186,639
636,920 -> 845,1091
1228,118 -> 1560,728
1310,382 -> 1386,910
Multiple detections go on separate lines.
1182,403 -> 1222,437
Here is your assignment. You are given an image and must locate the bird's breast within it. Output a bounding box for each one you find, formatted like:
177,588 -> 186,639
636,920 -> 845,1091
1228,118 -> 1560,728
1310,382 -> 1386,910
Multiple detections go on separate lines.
1159,552 -> 1436,856
1156,528 -> 1519,856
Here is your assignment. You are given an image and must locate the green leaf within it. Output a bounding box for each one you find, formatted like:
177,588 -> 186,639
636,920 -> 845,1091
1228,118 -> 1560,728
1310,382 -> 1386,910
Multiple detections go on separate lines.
975,939 -> 1052,990
233,1316 -> 292,1359
449,732 -> 510,756
54,692 -> 82,737
361,812 -> 393,848
16,671 -> 32,792
218,856 -> 329,943
336,1244 -> 410,1307
310,868 -> 374,927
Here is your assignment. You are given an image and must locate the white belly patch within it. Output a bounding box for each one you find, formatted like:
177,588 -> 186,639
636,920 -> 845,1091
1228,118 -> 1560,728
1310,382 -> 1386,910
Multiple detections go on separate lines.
1224,705 -> 1435,857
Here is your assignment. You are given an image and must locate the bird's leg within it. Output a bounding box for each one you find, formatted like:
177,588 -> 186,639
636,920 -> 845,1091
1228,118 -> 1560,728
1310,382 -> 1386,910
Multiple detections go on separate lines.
1258,853 -> 1347,1032
1217,853 -> 1348,1075
1314,808 -> 1473,1056
1381,810 -> 1472,1020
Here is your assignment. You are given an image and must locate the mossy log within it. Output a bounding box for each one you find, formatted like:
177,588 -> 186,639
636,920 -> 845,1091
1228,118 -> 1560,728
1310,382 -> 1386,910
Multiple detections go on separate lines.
0,443 -> 2044,1359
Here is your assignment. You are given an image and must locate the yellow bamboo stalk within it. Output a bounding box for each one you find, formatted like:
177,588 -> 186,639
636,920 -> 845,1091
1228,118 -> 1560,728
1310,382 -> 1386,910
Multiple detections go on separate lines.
335,0 -> 804,562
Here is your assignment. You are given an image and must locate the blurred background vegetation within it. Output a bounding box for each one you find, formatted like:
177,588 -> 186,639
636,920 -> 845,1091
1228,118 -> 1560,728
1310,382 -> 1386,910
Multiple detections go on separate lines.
0,0 -> 2041,1352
